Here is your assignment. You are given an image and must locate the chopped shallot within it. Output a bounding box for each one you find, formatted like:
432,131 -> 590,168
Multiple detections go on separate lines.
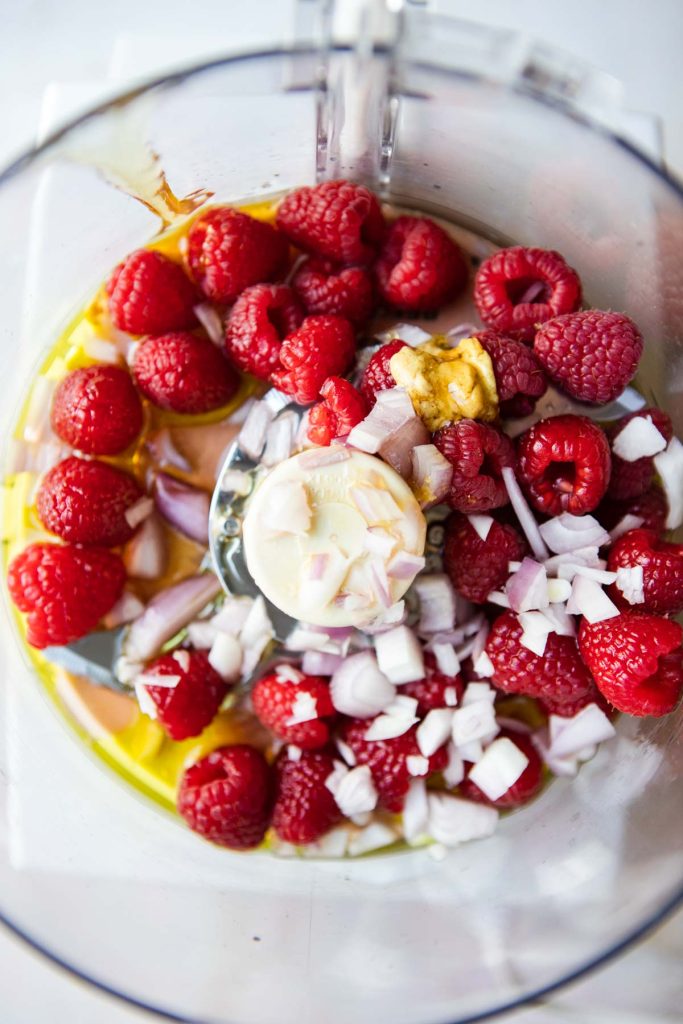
154,473 -> 210,545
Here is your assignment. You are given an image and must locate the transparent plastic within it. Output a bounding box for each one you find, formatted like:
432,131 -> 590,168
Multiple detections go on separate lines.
0,18 -> 682,1024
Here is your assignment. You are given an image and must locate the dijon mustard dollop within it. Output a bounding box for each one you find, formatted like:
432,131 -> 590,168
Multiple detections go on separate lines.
389,335 -> 499,432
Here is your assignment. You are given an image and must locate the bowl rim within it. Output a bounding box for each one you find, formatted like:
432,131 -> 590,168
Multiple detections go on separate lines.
0,42 -> 681,1024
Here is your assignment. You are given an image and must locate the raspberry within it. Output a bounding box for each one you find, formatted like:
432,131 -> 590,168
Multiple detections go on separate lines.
271,315 -> 356,404
339,718 -> 447,812
225,283 -> 304,380
443,513 -> 527,604
177,745 -> 273,850
131,332 -> 239,414
359,340 -> 408,406
534,311 -> 643,404
401,652 -> 464,713
292,258 -> 375,324
187,207 -> 289,304
36,456 -> 143,547
106,249 -> 198,335
607,529 -> 683,615
516,414 -> 611,516
272,750 -> 343,845
598,485 -> 669,536
307,377 -> 368,446
459,731 -> 543,808
251,668 -> 335,749
374,216 -> 469,313
473,246 -> 581,342
579,613 -> 683,717
606,408 -> 673,501
7,542 -> 125,649
142,650 -> 229,740
51,365 -> 143,455
276,180 -> 385,265
538,681 -> 614,719
434,420 -> 515,513
475,329 -> 548,418
486,610 -> 593,705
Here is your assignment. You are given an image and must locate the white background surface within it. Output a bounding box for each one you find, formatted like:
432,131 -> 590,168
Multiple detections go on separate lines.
0,1 -> 681,1022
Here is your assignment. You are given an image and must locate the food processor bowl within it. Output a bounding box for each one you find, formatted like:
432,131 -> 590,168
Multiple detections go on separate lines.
0,7 -> 681,1023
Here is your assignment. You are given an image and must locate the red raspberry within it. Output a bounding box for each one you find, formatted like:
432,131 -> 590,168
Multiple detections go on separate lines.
401,652 -> 464,713
444,513 -> 527,604
225,283 -> 304,380
106,249 -> 198,335
486,610 -> 593,705
251,668 -> 335,749
272,750 -> 343,845
339,718 -> 447,812
143,650 -> 230,740
579,613 -> 683,717
36,456 -> 143,547
534,311 -> 643,404
459,731 -> 543,808
7,542 -> 125,649
598,485 -> 669,537
292,258 -> 375,324
606,408 -> 673,501
51,365 -> 143,455
538,681 -> 614,719
187,207 -> 288,304
374,216 -> 469,313
131,332 -> 239,414
276,180 -> 385,265
516,414 -> 611,516
307,377 -> 368,446
434,420 -> 515,513
475,329 -> 548,418
177,745 -> 273,850
473,246 -> 582,342
272,315 -> 356,404
359,339 -> 409,406
606,529 -> 683,615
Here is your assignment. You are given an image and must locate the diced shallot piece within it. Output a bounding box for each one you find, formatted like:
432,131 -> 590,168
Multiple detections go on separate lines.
402,779 -> 429,842
501,466 -> 549,560
467,737 -> 529,802
426,793 -> 498,846
380,417 -> 430,479
193,302 -> 224,346
612,415 -> 667,461
654,437 -> 683,529
103,591 -> 146,629
505,558 -> 549,613
350,485 -> 402,524
261,411 -> 299,467
153,473 -> 210,545
330,652 -> 396,718
123,513 -> 167,579
238,400 -> 274,460
374,625 -> 424,684
570,575 -> 620,623
417,709 -> 454,757
413,574 -> 457,634
547,704 -> 616,760
410,444 -> 453,508
331,765 -> 378,817
124,573 -> 221,662
539,513 -> 611,554
615,565 -> 645,604
347,387 -> 415,454
261,480 -> 311,536
387,551 -> 426,580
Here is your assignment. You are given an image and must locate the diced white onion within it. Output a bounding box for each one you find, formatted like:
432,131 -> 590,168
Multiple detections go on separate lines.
406,754 -> 429,777
347,822 -> 398,856
451,701 -> 498,747
539,513 -> 611,554
402,778 -> 430,842
261,479 -> 311,536
413,574 -> 457,634
261,411 -> 299,467
505,558 -> 549,613
547,704 -> 616,759
609,514 -> 645,542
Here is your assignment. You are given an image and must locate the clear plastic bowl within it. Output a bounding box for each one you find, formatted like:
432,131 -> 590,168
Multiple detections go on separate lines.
0,14 -> 682,1024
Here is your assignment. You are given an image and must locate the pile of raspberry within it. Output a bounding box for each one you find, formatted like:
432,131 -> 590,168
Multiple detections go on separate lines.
6,178 -> 683,857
